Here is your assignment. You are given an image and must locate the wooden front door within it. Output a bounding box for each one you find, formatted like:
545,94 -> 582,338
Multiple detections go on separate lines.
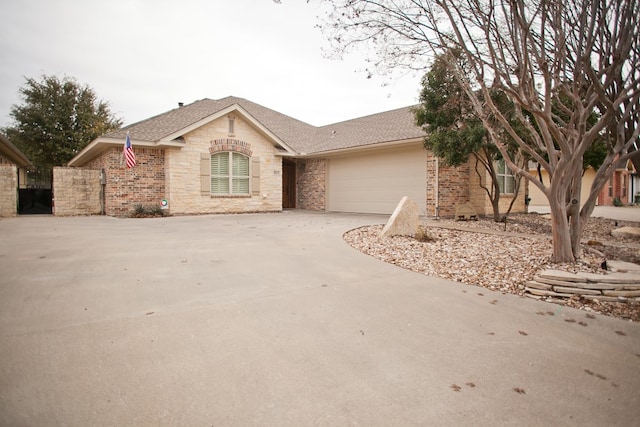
282,160 -> 296,208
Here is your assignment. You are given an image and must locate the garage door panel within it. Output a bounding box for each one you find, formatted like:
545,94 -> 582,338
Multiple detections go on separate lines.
328,145 -> 427,214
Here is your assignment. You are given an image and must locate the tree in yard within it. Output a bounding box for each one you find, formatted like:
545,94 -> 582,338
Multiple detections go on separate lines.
413,51 -> 527,222
317,0 -> 640,262
2,75 -> 122,173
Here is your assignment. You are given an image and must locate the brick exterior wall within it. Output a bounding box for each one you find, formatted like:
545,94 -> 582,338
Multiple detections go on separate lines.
438,161 -> 471,217
599,169 -> 631,206
0,164 -> 17,217
53,167 -> 102,216
427,153 -> 526,218
86,147 -> 165,216
426,153 -> 472,217
296,158 -> 326,211
468,157 -> 527,216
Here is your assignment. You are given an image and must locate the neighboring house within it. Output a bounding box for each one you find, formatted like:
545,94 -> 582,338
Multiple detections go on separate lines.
631,157 -> 640,204
68,96 -> 526,217
0,134 -> 32,217
0,134 -> 31,187
528,159 -> 638,208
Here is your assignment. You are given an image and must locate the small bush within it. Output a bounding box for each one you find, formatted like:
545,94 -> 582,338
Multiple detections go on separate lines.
129,204 -> 166,218
613,197 -> 623,207
414,225 -> 436,242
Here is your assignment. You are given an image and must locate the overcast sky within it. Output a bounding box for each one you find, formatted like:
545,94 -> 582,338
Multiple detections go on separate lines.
0,0 -> 423,129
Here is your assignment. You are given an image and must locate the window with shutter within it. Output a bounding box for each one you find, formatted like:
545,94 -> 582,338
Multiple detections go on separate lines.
210,152 -> 251,196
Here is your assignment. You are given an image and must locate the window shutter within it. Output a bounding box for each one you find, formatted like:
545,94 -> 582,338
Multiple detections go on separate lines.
251,157 -> 261,196
200,153 -> 210,195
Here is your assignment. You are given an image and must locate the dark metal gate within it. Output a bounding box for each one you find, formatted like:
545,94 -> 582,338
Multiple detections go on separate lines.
18,166 -> 52,214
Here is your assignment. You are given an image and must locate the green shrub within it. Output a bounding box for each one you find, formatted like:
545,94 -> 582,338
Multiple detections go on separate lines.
130,204 -> 166,218
613,197 -> 623,207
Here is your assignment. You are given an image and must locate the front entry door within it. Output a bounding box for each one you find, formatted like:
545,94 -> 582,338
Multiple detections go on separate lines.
282,160 -> 296,209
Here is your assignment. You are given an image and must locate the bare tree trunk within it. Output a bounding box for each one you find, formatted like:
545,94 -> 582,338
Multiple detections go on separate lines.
548,171 -> 576,262
491,197 -> 501,222
504,173 -> 523,217
472,152 -> 503,222
549,202 -> 576,263
568,167 -> 583,259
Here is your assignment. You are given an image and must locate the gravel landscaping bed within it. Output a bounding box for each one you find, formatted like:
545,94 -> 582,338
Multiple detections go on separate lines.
344,213 -> 640,322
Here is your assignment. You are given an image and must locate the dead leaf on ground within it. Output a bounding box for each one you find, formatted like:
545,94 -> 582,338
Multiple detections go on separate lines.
451,384 -> 462,392
519,331 -> 528,336
513,387 -> 526,394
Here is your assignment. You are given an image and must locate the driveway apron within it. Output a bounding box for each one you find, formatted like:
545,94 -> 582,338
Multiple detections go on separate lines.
0,211 -> 638,426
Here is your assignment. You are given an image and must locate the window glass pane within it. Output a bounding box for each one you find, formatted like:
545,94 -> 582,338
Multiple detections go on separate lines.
211,152 -> 229,176
505,175 -> 515,194
497,159 -> 505,174
211,177 -> 230,194
232,153 -> 249,176
232,177 -> 249,194
211,153 -> 230,194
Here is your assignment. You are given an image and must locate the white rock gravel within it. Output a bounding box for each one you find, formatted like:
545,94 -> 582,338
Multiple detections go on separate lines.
343,214 -> 640,321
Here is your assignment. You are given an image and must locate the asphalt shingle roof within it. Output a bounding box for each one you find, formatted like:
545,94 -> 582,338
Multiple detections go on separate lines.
103,96 -> 426,155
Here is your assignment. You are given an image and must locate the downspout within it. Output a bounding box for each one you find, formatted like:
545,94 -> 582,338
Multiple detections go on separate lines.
435,158 -> 440,219
100,168 -> 106,215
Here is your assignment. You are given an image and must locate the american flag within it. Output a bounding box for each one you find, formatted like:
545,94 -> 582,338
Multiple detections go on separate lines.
124,133 -> 136,168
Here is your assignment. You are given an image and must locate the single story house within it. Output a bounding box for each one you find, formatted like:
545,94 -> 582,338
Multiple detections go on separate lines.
68,96 -> 526,217
528,159 -> 638,207
0,134 -> 31,187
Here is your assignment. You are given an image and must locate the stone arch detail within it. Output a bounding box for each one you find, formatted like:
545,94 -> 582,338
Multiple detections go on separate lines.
210,139 -> 252,157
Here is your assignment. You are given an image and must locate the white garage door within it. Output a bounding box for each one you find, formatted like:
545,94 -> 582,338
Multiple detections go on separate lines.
327,144 -> 427,214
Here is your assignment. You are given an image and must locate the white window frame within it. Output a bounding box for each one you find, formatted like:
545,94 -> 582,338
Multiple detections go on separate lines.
210,151 -> 250,196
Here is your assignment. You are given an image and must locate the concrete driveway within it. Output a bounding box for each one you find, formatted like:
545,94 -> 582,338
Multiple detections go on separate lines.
0,211 -> 638,426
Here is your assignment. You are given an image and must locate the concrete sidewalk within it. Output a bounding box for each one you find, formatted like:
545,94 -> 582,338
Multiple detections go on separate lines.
0,211 -> 638,426
529,205 -> 640,222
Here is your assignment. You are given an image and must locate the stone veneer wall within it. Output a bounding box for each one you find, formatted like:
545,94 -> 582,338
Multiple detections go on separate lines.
53,167 -> 102,216
296,159 -> 326,211
0,164 -> 17,217
468,159 -> 527,216
165,115 -> 282,214
86,147 -> 165,216
427,154 -> 527,218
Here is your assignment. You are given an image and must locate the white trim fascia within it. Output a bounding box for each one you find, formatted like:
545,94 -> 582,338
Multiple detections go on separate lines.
299,138 -> 424,158
68,137 -> 170,166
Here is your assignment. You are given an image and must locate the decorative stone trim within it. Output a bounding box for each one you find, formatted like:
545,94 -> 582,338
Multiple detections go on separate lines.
210,195 -> 251,199
210,139 -> 252,157
525,263 -> 640,302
